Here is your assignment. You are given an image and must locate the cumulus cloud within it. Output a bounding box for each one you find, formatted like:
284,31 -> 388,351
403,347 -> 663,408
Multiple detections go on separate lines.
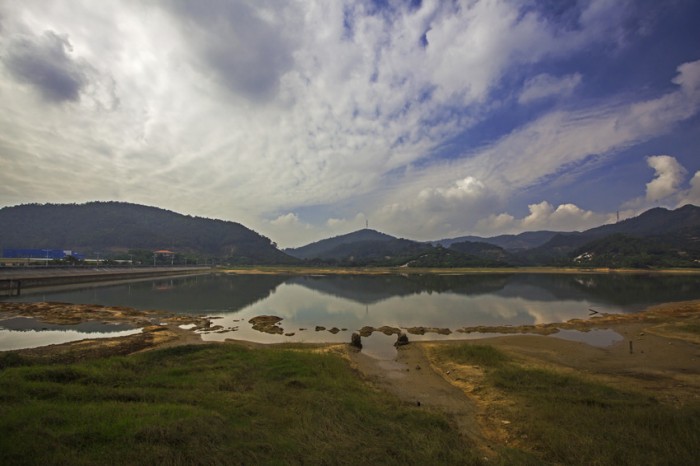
521,202 -> 610,231
326,213 -> 367,231
518,72 -> 582,104
474,213 -> 517,235
473,202 -> 613,235
417,177 -> 487,210
645,155 -> 687,202
678,171 -> 700,206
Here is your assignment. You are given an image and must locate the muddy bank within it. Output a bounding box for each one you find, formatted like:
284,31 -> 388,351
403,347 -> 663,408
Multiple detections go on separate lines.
0,302 -> 208,363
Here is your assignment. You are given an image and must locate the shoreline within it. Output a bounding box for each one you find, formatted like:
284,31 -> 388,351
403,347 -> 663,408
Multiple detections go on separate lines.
222,265 -> 700,275
2,298 -> 698,356
2,298 -> 698,457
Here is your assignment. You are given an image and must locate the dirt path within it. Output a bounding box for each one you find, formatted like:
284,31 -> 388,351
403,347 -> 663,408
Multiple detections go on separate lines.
347,344 -> 494,457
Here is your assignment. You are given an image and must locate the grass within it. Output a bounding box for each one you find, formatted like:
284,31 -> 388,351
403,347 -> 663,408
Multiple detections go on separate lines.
436,343 -> 700,465
437,343 -> 511,368
0,344 -> 481,465
677,322 -> 700,334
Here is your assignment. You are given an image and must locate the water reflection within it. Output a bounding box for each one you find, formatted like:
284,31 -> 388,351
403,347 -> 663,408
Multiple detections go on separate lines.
0,316 -> 141,351
4,273 -> 700,350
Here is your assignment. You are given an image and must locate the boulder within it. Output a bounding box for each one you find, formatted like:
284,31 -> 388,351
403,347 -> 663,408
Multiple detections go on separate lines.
350,332 -> 362,349
394,332 -> 409,347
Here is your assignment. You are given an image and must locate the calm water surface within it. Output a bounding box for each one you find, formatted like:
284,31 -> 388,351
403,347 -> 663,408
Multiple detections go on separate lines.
3,273 -> 700,355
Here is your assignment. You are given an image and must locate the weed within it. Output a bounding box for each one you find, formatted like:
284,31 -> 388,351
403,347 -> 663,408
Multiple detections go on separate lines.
0,344 -> 482,465
438,343 -> 511,368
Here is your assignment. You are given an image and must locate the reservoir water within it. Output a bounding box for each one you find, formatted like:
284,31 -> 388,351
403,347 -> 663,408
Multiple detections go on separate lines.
3,272 -> 700,355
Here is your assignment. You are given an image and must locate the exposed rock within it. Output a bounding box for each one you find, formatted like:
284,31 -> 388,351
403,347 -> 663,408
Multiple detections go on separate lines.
359,326 -> 375,337
284,332 -> 295,337
315,326 -> 326,331
377,325 -> 401,336
248,315 -> 284,334
395,332 -> 409,347
328,327 -> 340,334
350,332 -> 362,349
248,315 -> 283,325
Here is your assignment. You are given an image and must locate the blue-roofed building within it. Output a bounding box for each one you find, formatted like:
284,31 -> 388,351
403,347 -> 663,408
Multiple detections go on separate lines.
2,249 -> 85,261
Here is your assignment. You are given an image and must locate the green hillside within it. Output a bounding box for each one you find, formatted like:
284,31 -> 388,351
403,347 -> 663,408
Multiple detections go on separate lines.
0,202 -> 297,264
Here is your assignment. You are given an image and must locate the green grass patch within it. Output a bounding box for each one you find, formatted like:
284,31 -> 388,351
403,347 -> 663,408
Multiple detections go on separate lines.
677,322 -> 700,334
0,344 -> 481,465
437,343 -> 511,368
438,343 -> 700,465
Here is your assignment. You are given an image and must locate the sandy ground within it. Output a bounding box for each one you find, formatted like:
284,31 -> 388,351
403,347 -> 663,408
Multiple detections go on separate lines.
2,299 -> 699,456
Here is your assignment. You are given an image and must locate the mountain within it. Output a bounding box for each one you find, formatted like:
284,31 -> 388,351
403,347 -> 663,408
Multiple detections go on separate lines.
569,233 -> 700,268
521,205 -> 700,266
287,229 -> 510,267
448,240 -> 511,262
0,202 -> 297,264
437,231 -> 557,251
284,229 -> 397,259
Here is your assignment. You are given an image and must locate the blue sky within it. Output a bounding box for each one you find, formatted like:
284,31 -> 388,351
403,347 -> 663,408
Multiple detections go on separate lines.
1,0 -> 699,247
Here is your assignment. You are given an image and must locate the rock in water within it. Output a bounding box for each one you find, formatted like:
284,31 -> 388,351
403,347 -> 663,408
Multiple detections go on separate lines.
394,332 -> 409,347
350,332 -> 362,349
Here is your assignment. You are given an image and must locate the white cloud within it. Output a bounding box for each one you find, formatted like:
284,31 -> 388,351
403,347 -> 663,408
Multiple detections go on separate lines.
417,176 -> 487,210
371,58 -> 700,239
519,73 -> 582,104
678,171 -> 700,206
472,202 -> 614,236
645,155 -> 687,202
0,1 -> 697,247
522,202 -> 611,231
270,212 -> 303,228
474,213 -> 517,235
326,213 -> 367,231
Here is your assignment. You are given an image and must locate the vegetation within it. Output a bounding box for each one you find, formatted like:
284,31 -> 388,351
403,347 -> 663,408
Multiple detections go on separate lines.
569,233 -> 700,268
435,344 -> 700,465
0,202 -> 297,265
0,344 -> 481,465
2,202 -> 699,269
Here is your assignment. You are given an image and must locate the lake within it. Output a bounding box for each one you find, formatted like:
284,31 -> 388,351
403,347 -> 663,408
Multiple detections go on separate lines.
3,272 -> 700,357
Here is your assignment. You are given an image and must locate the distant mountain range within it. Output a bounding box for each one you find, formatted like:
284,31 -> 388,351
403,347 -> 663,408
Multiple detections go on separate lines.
436,231 -> 558,251
0,202 -> 296,264
288,205 -> 700,268
2,202 -> 699,268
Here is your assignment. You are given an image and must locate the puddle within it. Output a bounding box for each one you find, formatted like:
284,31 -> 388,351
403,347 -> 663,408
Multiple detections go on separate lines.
549,328 -> 623,347
0,316 -> 135,333
0,317 -> 142,351
359,333 -> 399,360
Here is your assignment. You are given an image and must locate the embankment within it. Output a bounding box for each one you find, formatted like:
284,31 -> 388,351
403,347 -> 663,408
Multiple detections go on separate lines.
0,266 -> 210,296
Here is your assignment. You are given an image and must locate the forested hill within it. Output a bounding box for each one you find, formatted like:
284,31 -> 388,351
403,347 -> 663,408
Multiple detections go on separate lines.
0,202 -> 296,264
284,229 -> 396,259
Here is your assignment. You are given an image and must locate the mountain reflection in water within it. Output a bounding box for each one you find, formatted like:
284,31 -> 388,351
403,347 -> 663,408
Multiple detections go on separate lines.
4,273 -> 700,348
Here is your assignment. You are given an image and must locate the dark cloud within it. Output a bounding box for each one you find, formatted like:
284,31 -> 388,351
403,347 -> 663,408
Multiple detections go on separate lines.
166,0 -> 295,100
3,30 -> 88,103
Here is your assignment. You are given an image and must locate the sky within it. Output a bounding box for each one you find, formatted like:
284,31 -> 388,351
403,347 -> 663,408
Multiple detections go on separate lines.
1,0 -> 699,248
